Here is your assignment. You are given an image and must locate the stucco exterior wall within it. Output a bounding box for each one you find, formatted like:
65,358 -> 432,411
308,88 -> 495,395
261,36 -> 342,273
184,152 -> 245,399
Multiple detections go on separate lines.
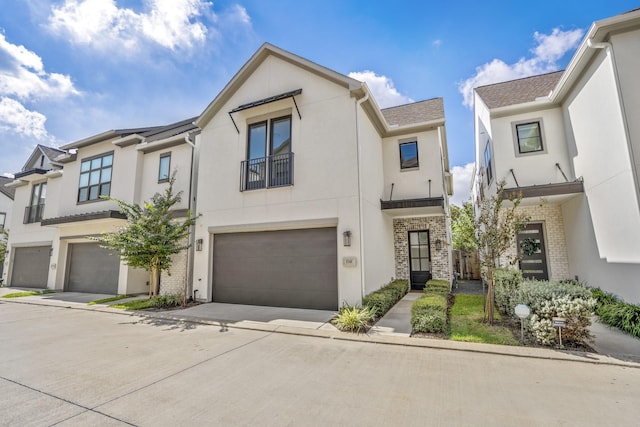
193,55 -> 364,305
564,47 -> 640,263
562,194 -> 640,303
393,216 -> 451,283
138,144 -> 192,210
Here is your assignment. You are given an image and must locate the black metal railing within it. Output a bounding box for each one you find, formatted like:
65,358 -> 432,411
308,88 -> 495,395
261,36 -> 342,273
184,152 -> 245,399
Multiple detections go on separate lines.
240,152 -> 294,191
24,203 -> 45,224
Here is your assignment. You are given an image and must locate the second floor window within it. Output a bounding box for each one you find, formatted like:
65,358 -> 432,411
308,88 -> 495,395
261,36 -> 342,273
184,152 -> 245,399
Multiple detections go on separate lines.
78,152 -> 113,203
399,141 -> 419,169
0,212 -> 5,230
484,143 -> 493,184
516,121 -> 543,154
25,182 -> 46,223
242,115 -> 292,191
158,153 -> 171,183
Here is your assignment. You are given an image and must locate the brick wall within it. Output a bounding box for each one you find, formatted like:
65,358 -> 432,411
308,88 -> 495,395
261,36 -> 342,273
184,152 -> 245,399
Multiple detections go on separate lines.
502,203 -> 570,281
393,216 -> 452,283
159,249 -> 189,296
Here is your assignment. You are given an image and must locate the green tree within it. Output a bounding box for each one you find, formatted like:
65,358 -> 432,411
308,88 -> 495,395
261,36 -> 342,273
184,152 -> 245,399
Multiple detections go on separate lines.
475,180 -> 530,323
451,202 -> 476,251
0,228 -> 7,266
92,175 -> 198,302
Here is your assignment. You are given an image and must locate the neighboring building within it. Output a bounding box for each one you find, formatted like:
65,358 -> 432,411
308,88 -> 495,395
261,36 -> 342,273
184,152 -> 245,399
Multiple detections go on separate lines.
192,43 -> 453,310
4,120 -> 199,294
0,175 -> 15,280
472,9 -> 640,302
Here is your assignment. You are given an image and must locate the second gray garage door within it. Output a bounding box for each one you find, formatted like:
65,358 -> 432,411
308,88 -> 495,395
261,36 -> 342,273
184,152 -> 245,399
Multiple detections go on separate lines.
10,246 -> 51,288
66,243 -> 120,294
213,228 -> 338,310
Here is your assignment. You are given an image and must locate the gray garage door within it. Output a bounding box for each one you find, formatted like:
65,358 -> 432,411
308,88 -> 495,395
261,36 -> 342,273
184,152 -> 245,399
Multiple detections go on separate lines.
66,243 -> 120,294
10,246 -> 51,288
213,228 -> 338,310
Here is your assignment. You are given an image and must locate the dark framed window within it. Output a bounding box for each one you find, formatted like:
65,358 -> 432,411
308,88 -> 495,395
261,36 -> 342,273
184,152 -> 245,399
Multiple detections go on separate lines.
516,122 -> 543,153
484,143 -> 493,184
78,152 -> 113,203
399,141 -> 419,169
0,212 -> 5,230
242,115 -> 292,190
158,153 -> 171,183
25,182 -> 46,223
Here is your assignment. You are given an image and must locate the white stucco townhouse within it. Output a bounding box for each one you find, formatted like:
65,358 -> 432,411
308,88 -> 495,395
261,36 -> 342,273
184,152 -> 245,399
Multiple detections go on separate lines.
4,119 -> 199,295
0,175 -> 15,281
472,8 -> 640,303
191,43 -> 454,310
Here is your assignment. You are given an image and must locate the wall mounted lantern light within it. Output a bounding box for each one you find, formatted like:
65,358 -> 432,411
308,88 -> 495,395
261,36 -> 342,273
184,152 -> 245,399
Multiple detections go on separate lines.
343,230 -> 352,247
435,238 -> 442,251
196,238 -> 203,251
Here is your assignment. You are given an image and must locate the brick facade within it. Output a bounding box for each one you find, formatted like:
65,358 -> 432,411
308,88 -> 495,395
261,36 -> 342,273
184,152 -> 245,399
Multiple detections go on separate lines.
502,203 -> 570,281
393,216 -> 452,284
159,249 -> 189,296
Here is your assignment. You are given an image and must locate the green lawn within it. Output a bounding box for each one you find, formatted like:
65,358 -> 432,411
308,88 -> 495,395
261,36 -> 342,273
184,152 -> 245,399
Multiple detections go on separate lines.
449,294 -> 520,346
1,290 -> 55,298
88,295 -> 134,305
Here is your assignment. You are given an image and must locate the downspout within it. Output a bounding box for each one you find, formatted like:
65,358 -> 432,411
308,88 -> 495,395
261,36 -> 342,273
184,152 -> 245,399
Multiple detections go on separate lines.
355,92 -> 369,301
185,131 -> 199,301
587,39 -> 640,209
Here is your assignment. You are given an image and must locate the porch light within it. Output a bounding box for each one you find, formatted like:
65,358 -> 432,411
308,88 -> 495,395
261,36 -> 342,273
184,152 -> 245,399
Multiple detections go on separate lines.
435,238 -> 442,251
196,238 -> 203,251
343,230 -> 352,247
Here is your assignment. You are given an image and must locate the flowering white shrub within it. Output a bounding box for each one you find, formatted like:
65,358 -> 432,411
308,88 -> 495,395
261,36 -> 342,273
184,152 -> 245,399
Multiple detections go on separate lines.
517,280 -> 596,345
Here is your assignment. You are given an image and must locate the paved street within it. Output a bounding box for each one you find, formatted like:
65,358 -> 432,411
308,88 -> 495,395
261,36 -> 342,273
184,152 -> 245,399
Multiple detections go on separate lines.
1,302 -> 639,426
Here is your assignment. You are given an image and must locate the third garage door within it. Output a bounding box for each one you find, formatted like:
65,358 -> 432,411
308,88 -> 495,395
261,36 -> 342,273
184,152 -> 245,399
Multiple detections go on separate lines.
212,228 -> 338,310
66,243 -> 120,294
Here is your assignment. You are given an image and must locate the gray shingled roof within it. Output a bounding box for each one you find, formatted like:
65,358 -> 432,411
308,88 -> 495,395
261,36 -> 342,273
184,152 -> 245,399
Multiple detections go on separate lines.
38,145 -> 66,162
381,98 -> 444,127
0,176 -> 15,200
474,71 -> 564,109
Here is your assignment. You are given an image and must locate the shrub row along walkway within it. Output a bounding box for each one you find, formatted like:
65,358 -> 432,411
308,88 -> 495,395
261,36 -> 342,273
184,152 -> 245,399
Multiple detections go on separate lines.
371,287 -> 640,362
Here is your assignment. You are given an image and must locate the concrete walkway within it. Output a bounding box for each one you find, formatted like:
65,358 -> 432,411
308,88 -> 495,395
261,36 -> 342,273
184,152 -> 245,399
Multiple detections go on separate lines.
369,292 -> 422,336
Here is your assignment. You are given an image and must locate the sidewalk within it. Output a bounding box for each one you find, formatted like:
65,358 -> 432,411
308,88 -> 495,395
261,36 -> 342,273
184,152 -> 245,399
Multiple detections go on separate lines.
2,287 -> 640,367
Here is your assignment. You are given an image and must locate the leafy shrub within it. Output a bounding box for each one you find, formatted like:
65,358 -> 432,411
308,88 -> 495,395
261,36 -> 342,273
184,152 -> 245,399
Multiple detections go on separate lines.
423,279 -> 450,295
591,287 -> 621,309
411,292 -> 448,334
493,268 -> 523,316
516,280 -> 596,345
362,279 -> 409,319
597,302 -> 640,338
333,305 -> 375,333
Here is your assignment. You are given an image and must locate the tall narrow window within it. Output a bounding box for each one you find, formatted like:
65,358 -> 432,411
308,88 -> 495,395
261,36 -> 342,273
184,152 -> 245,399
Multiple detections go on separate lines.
484,143 -> 493,184
78,152 -> 113,203
399,141 -> 419,169
158,153 -> 171,182
25,182 -> 46,223
516,122 -> 543,153
242,115 -> 292,190
0,212 -> 5,230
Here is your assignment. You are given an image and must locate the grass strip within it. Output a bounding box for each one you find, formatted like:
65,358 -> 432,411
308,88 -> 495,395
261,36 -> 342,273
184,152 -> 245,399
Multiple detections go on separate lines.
2,290 -> 55,298
449,295 -> 519,346
88,295 -> 134,305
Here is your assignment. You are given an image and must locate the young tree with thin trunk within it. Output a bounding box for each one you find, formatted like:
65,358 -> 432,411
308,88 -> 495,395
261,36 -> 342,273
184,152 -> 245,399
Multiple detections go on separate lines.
451,202 -> 477,251
475,180 -> 530,324
92,175 -> 198,303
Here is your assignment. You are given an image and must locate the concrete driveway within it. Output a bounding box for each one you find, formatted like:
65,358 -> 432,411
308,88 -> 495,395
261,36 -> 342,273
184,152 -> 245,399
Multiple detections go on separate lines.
2,302 -> 640,426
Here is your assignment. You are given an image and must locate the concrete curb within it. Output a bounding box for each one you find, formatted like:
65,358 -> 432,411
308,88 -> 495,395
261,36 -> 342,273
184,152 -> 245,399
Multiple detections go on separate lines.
3,296 -> 640,368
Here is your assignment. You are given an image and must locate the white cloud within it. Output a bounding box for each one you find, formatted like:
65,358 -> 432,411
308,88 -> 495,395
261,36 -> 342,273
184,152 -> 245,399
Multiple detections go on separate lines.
348,70 -> 413,108
450,162 -> 475,206
48,0 -> 222,53
0,34 -> 78,139
432,39 -> 442,48
0,97 -> 50,140
459,28 -> 584,108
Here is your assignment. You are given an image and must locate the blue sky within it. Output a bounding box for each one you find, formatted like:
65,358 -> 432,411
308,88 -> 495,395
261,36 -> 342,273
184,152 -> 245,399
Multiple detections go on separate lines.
1,0 -> 638,204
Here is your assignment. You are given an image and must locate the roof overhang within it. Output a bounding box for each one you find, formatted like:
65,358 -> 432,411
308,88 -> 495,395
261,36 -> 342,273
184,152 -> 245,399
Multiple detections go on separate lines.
41,210 -> 127,226
13,168 -> 48,179
503,181 -> 584,200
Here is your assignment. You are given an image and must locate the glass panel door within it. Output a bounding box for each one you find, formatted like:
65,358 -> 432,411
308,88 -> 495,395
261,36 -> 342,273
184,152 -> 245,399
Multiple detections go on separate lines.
408,230 -> 431,290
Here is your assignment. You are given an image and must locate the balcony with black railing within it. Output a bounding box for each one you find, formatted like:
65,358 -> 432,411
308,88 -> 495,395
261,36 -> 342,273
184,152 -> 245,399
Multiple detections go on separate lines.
24,203 -> 45,224
240,152 -> 294,191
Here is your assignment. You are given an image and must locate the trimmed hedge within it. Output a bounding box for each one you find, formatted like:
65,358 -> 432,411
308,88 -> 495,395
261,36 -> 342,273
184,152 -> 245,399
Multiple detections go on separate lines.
411,279 -> 451,334
362,279 -> 409,319
494,268 -> 523,316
